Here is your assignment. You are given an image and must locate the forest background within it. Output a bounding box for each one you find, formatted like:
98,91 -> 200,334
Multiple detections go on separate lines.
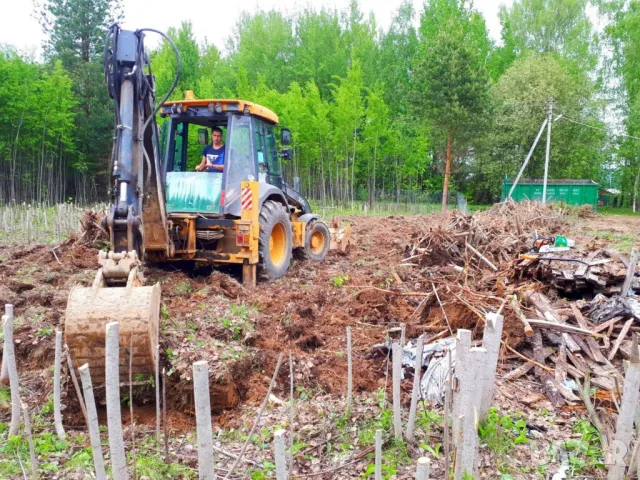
0,0 -> 639,209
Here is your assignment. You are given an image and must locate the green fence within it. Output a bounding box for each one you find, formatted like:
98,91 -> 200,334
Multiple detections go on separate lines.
501,179 -> 599,209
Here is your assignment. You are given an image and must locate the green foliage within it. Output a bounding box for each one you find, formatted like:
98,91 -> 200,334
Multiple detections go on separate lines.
1,0 -> 623,207
478,407 -> 529,455
0,386 -> 10,409
175,281 -> 192,295
331,274 -> 350,287
135,451 -> 195,478
563,419 -> 605,474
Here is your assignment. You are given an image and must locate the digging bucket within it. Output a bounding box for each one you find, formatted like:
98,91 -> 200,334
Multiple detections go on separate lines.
64,252 -> 160,385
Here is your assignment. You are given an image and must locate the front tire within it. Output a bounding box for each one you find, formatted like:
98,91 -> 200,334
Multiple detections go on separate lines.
258,200 -> 293,280
300,221 -> 330,262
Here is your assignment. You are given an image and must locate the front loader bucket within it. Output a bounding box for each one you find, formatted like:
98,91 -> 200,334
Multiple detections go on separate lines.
329,219 -> 352,252
64,283 -> 160,385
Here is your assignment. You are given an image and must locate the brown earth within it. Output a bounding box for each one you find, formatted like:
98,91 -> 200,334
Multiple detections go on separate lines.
2,211 -> 640,434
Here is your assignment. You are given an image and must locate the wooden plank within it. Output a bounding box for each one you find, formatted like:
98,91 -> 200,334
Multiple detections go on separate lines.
593,316 -> 624,334
526,319 -> 600,337
571,305 -> 608,363
533,331 -> 565,407
622,247 -> 638,296
503,348 -> 553,381
567,350 -> 590,374
608,319 -> 634,360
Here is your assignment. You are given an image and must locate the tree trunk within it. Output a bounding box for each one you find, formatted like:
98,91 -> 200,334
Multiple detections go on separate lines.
633,159 -> 640,214
441,128 -> 453,215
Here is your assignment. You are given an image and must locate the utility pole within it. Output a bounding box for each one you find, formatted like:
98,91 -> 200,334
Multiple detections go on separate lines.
542,98 -> 553,204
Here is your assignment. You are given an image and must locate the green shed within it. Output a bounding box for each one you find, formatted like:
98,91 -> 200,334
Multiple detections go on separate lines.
501,179 -> 599,209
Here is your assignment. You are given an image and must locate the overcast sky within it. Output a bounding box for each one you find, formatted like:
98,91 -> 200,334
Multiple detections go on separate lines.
0,0 -> 512,60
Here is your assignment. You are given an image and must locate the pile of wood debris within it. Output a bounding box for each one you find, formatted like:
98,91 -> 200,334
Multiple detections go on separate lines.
400,200 -> 639,411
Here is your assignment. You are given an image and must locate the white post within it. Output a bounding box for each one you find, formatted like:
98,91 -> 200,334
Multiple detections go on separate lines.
53,330 -> 66,440
274,429 -> 287,480
392,342 -> 402,440
406,335 -> 424,441
478,313 -> 504,421
105,322 -> 129,480
79,363 -> 107,480
608,334 -> 640,480
155,344 -> 160,443
416,456 -> 431,480
193,361 -> 215,480
375,429 -> 382,480
508,118 -> 548,199
22,402 -> 37,478
542,98 -> 553,204
454,347 -> 487,480
346,327 -> 353,413
452,329 -> 472,441
0,304 -> 14,384
3,311 -> 21,436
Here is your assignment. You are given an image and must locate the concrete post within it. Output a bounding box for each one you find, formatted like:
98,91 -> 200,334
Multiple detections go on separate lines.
105,322 -> 128,480
53,330 -> 66,440
79,364 -> 107,480
416,456 -> 431,480
274,429 -> 287,480
478,313 -> 504,421
392,342 -> 403,440
452,329 -> 472,442
193,361 -> 215,480
3,310 -> 21,436
454,347 -> 488,480
608,334 -> 640,480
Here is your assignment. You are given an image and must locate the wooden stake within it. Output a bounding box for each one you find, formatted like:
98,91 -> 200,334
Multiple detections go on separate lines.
3,313 -> 21,436
53,330 -> 66,440
78,363 -> 107,480
465,241 -> 498,271
406,334 -> 424,442
288,352 -> 295,478
162,367 -> 169,460
346,327 -> 353,414
509,295 -> 533,337
128,333 -> 136,480
392,342 -> 402,440
193,361 -> 215,480
223,353 -> 283,480
105,322 -> 129,480
274,429 -> 287,480
64,346 -> 88,427
374,429 -> 382,480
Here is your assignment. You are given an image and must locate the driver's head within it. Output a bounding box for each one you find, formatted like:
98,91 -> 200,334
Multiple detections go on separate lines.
212,127 -> 222,145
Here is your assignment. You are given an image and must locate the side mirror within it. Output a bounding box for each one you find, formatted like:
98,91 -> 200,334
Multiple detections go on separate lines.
280,128 -> 291,146
280,148 -> 291,160
198,128 -> 209,145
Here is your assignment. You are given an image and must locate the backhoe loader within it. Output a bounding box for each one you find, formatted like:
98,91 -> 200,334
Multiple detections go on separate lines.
64,25 -> 348,384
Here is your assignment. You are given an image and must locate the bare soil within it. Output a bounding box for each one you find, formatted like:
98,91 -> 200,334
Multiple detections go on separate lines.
1,210 -> 639,478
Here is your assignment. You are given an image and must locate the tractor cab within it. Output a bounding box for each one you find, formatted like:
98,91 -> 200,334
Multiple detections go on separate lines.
159,92 -> 291,216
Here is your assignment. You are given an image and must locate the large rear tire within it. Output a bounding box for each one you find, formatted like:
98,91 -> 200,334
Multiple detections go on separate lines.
258,200 -> 293,281
299,220 -> 330,262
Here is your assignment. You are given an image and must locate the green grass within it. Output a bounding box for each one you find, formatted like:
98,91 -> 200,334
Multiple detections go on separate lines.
597,206 -> 639,216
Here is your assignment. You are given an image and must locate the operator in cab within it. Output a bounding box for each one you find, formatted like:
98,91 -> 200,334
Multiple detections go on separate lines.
196,127 -> 225,172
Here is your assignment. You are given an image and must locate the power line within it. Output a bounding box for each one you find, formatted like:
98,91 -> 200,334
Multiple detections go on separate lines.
557,114 -> 640,141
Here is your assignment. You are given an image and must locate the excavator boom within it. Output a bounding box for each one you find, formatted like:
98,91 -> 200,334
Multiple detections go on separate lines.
65,25 -> 178,383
